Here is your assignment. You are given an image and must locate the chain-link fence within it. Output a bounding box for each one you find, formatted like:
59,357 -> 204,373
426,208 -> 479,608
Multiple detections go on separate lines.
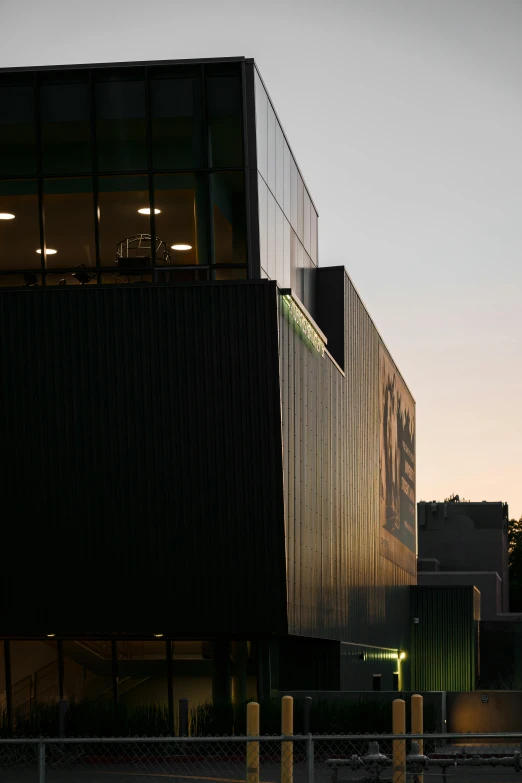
2,734 -> 522,783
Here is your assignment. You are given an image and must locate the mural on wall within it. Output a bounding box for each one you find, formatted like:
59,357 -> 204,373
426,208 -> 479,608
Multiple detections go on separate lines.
379,345 -> 416,575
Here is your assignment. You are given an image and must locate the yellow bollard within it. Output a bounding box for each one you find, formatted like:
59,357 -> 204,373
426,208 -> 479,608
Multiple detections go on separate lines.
281,695 -> 294,783
392,699 -> 406,783
411,694 -> 423,783
246,702 -> 260,783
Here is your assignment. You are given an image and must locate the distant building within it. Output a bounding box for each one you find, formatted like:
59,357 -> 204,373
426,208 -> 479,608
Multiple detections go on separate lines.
417,500 -> 509,620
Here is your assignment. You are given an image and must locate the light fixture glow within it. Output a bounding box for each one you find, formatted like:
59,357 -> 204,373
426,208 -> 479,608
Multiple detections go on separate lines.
154,633 -> 164,638
0,212 -> 15,220
398,651 -> 406,661
47,633 -> 55,637
171,244 -> 192,251
138,208 -> 161,215
36,248 -> 58,255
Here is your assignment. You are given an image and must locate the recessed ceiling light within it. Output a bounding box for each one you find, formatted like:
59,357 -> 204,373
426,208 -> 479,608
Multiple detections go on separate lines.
138,208 -> 161,215
171,244 -> 192,251
36,248 -> 58,255
47,633 -> 55,637
153,633 -> 164,638
0,212 -> 15,220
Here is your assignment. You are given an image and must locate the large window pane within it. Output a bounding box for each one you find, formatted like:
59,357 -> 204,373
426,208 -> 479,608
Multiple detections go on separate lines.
0,273 -> 41,288
275,121 -> 284,208
267,190 -> 276,280
276,203 -> 284,285
297,174 -> 304,244
98,175 -> 151,268
311,207 -> 318,265
7,641 -> 58,716
283,141 -> 291,221
154,173 -> 207,266
151,77 -> 203,170
96,78 -> 147,172
207,75 -> 243,167
267,103 -> 276,195
211,172 -> 247,265
290,158 -> 298,233
0,179 -> 40,269
258,173 -> 268,275
214,267 -> 247,280
254,71 -> 268,181
304,189 -> 311,255
0,81 -> 36,176
41,81 -> 91,174
43,178 -> 95,270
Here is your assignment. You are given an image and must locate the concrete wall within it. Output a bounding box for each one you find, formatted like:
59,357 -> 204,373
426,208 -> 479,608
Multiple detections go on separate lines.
417,501 -> 509,613
448,691 -> 522,733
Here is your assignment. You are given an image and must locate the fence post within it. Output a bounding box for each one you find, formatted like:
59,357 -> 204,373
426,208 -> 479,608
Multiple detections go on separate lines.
306,734 -> 314,783
282,695 -> 293,783
179,699 -> 189,737
411,694 -> 423,783
393,699 -> 406,783
303,696 -> 312,734
38,740 -> 45,783
246,701 -> 260,783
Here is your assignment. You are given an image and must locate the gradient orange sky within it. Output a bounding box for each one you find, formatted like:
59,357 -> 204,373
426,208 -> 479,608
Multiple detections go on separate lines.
2,0 -> 521,519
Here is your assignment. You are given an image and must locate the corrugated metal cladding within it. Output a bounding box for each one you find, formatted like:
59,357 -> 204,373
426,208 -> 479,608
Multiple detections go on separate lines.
278,269 -> 414,651
410,586 -> 479,692
0,282 -> 287,637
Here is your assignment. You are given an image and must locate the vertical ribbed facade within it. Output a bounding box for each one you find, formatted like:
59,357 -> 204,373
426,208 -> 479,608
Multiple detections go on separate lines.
410,586 -> 480,691
0,281 -> 287,637
279,270 -> 414,650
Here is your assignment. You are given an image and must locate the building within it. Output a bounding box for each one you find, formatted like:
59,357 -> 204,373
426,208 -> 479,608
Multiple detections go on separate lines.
0,56 -> 416,725
417,500 -> 509,620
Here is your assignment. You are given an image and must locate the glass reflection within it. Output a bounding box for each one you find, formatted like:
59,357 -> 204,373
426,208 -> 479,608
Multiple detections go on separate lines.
0,179 -> 40,269
43,178 -> 95,268
46,272 -> 96,286
207,75 -> 243,167
95,77 -> 147,172
0,81 -> 36,176
151,77 -> 203,170
98,175 -> 151,268
304,189 -> 311,255
214,267 -> 247,280
154,173 -> 207,265
211,172 -> 247,265
254,70 -> 268,181
0,273 -> 41,288
40,81 -> 91,174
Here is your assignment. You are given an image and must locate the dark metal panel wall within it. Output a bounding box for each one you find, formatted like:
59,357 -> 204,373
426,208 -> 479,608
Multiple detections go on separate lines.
0,282 -> 287,637
410,586 -> 479,691
279,270 -> 413,650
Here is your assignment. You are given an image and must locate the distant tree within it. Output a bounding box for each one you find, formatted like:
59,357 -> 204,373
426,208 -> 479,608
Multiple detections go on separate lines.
443,493 -> 470,503
509,517 -> 522,612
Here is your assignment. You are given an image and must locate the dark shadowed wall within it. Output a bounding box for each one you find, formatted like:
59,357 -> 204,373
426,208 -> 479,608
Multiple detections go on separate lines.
0,281 -> 287,637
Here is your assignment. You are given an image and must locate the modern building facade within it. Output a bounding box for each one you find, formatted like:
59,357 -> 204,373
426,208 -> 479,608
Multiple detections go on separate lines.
0,57 -> 416,724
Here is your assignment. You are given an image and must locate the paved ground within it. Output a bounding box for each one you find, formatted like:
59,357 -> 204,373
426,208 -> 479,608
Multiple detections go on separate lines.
3,761 -> 522,783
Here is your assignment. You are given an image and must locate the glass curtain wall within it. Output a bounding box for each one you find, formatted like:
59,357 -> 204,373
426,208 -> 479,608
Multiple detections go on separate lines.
254,67 -> 318,316
0,62 -> 248,287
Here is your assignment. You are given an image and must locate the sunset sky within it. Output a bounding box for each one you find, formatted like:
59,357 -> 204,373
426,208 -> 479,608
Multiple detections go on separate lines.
2,0 -> 521,519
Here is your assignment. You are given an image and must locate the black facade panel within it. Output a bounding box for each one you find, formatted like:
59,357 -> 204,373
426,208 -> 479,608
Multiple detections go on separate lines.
0,282 -> 287,637
316,267 -> 345,371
